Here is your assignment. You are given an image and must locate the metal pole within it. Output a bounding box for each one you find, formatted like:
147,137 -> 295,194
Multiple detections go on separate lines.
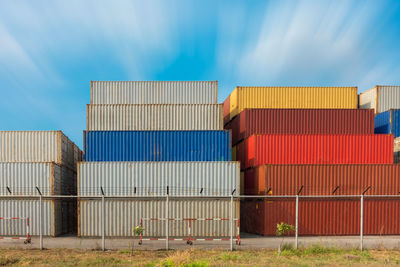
360,194 -> 364,251
230,194 -> 233,251
295,195 -> 299,249
39,194 -> 43,250
102,194 -> 105,251
166,189 -> 169,251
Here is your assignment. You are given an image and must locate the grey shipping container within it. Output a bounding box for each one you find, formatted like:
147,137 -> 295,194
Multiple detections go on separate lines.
78,162 -> 240,196
0,163 -> 77,236
359,85 -> 400,113
0,200 -> 65,236
0,162 -> 76,196
0,131 -> 82,171
90,81 -> 218,104
78,199 -> 239,237
86,104 -> 224,131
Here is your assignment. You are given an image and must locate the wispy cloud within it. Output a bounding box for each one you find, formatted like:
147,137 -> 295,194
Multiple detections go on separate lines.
216,0 -> 400,91
1,0 -> 400,147
0,0 -> 181,146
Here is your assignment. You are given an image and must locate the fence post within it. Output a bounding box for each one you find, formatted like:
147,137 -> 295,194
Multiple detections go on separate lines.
360,194 -> 364,251
295,195 -> 299,249
295,186 -> 302,249
35,187 -> 43,250
230,194 -> 233,251
166,186 -> 169,251
101,187 -> 105,251
359,186 -> 370,251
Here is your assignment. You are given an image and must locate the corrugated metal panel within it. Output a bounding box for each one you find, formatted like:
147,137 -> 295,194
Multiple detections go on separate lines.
87,104 -> 223,131
227,87 -> 358,120
359,88 -> 376,111
242,198 -> 400,236
0,131 -> 81,171
236,134 -> 393,170
0,163 -> 76,236
243,164 -> 400,195
395,137 -> 400,152
395,138 -> 400,164
78,199 -> 239,237
375,109 -> 400,138
83,131 -> 232,162
377,86 -> 400,113
360,86 -> 400,114
228,109 -> 374,145
91,81 -> 218,104
223,96 -> 230,126
0,163 -> 56,196
78,162 -> 240,196
0,200 -> 58,236
364,198 -> 400,235
0,163 -> 76,196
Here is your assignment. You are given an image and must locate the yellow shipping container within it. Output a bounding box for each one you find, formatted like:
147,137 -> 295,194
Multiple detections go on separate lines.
228,86 -> 358,120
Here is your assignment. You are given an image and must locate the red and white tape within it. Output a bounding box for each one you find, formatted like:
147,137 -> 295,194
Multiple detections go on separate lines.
142,218 -> 236,221
0,217 -> 31,244
140,238 -> 237,241
139,217 -> 241,245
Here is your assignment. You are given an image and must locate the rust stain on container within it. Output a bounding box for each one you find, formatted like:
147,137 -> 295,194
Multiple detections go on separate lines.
227,109 -> 375,145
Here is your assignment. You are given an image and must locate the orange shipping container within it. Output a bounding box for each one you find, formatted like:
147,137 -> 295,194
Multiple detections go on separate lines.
243,164 -> 400,195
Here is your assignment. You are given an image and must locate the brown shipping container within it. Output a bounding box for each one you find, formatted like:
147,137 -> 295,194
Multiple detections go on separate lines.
243,164 -> 400,195
223,96 -> 230,126
242,198 -> 400,236
228,109 -> 375,145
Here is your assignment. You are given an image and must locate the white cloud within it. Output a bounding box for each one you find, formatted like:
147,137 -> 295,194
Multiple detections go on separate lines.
215,0 -> 397,92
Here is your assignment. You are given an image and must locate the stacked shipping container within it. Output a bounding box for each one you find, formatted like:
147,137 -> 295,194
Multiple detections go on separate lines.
223,86 -> 398,236
374,109 -> 400,163
79,81 -> 240,237
361,86 -> 400,164
0,131 -> 82,236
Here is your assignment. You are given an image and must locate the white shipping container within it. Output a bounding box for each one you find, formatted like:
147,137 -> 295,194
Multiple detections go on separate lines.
78,199 -> 239,237
78,162 -> 240,196
359,85 -> 400,113
90,81 -> 218,104
395,137 -> 400,152
0,131 -> 82,171
86,104 -> 224,131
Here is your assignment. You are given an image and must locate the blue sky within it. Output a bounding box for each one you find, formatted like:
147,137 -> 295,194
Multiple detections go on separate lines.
1,0 -> 400,148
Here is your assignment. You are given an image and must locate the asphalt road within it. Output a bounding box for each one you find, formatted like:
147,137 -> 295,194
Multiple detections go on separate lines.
1,233 -> 400,250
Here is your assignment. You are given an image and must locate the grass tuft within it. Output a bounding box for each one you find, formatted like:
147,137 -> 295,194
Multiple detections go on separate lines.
0,257 -> 19,266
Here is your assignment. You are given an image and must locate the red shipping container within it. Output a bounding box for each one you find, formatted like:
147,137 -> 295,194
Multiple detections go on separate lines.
243,164 -> 400,195
228,109 -> 375,145
236,134 -> 393,170
242,198 -> 400,236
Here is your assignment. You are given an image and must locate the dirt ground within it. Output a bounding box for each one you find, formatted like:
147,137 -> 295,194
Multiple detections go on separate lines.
1,246 -> 400,266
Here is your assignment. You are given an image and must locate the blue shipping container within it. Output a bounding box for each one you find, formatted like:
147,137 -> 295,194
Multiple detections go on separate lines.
83,131 -> 232,161
375,109 -> 400,138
